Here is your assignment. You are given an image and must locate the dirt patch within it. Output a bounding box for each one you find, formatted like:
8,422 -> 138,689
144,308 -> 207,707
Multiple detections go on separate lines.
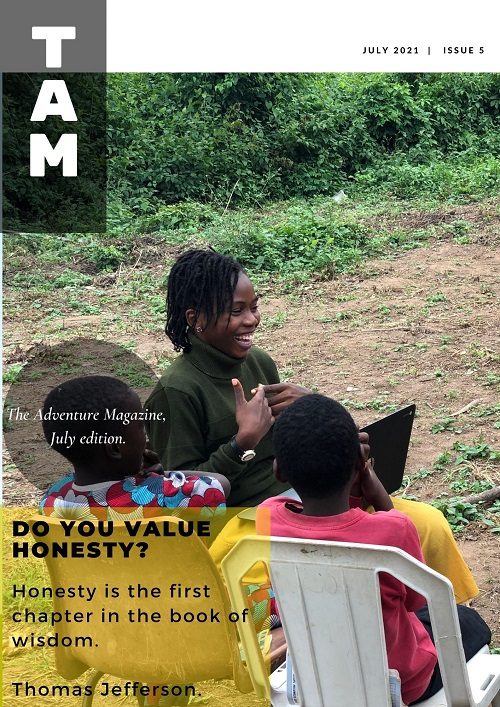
257,233 -> 500,644
364,199 -> 500,232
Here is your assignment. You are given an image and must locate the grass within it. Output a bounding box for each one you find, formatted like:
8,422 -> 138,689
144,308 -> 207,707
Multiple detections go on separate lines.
4,183 -> 498,413
431,417 -> 461,434
3,363 -> 25,384
4,147 -> 499,297
352,151 -> 500,204
430,440 -> 500,533
482,372 -> 500,388
340,397 -> 401,414
3,150 -> 499,677
399,441 -> 500,534
260,312 -> 288,330
110,361 -> 157,387
426,292 -> 447,305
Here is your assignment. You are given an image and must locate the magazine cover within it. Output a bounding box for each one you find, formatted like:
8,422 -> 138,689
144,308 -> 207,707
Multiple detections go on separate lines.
2,2 -> 499,706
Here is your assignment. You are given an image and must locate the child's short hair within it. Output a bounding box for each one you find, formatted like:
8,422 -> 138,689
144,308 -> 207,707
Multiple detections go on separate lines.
273,394 -> 359,498
42,375 -> 137,464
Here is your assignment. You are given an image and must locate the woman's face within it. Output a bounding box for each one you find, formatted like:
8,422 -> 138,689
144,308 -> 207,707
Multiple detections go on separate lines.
196,273 -> 261,359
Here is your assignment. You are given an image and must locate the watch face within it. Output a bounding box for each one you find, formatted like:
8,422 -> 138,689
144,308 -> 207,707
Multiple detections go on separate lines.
241,450 -> 256,462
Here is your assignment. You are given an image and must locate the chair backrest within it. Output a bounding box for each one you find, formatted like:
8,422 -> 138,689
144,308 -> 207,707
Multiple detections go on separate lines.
222,536 -> 475,706
29,514 -> 251,690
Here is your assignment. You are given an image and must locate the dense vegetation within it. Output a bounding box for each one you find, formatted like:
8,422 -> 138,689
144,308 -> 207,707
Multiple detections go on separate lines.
105,72 -> 500,278
4,75 -> 499,663
5,73 -> 499,281
4,73 -> 500,550
108,73 -> 499,212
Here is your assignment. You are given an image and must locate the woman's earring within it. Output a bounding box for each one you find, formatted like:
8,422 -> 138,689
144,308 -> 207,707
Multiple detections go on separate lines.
196,326 -> 204,333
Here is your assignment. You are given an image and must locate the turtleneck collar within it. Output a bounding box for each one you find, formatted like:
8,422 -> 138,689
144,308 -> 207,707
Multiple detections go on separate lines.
185,334 -> 246,379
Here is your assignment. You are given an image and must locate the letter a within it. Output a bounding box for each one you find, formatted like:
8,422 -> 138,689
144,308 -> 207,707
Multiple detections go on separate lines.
31,80 -> 77,122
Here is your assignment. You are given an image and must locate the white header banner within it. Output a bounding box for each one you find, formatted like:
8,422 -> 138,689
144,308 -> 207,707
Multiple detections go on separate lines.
107,0 -> 498,72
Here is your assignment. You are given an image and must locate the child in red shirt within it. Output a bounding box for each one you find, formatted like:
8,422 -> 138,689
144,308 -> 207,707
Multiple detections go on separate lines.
256,394 -> 490,705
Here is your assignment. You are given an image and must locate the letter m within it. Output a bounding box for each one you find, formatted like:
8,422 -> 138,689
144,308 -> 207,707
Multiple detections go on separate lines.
30,133 -> 77,176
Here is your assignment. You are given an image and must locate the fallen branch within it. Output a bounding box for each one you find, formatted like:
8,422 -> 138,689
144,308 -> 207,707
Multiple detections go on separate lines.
461,486 -> 500,506
450,398 -> 481,417
223,179 -> 240,215
129,249 -> 143,272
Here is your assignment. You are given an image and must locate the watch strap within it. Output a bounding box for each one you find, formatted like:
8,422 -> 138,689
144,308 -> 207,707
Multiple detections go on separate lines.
229,435 -> 256,462
229,435 -> 244,459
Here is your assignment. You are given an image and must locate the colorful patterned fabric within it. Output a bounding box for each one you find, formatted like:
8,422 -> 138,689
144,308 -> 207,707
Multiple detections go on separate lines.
245,582 -> 281,631
40,471 -> 226,520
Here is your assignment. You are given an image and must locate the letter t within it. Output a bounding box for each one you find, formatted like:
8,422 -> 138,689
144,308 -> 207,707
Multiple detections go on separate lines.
32,27 -> 76,68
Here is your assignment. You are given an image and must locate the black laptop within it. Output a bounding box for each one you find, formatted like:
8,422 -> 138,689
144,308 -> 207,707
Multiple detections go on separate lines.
360,404 -> 416,494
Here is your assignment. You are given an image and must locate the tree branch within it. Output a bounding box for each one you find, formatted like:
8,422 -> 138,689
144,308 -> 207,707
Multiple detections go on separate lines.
461,486 -> 500,505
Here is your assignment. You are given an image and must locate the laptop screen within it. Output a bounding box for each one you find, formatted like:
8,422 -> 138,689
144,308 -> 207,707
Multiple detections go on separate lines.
360,404 -> 416,494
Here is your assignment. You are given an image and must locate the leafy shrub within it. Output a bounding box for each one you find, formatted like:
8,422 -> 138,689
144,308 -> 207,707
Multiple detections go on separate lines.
106,73 -> 500,209
202,202 -> 369,277
52,271 -> 93,288
134,202 -> 218,233
353,151 -> 499,201
83,244 -> 126,271
431,498 -> 482,532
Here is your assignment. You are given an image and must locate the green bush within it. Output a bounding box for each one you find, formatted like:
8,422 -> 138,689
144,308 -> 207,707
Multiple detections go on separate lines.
52,271 -> 93,288
193,201 -> 370,278
353,151 -> 499,201
106,73 -> 500,210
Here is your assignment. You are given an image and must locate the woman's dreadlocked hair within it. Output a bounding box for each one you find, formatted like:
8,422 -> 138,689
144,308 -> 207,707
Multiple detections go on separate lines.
166,249 -> 243,352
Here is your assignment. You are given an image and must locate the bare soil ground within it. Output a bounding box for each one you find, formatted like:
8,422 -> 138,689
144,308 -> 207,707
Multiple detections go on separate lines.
2,201 -> 499,705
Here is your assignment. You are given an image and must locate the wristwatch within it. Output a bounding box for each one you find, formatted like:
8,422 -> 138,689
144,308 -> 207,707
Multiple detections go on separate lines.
230,436 -> 256,463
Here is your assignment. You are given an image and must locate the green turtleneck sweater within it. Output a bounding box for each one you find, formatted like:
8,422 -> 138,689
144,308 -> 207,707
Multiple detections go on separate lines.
144,336 -> 290,506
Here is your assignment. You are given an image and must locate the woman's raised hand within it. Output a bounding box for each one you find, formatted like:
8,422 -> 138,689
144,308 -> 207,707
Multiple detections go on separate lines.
253,382 -> 312,417
232,379 -> 274,450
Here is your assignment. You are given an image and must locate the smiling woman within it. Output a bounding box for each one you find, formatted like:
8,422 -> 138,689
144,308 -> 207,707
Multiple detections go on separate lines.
144,249 -> 304,506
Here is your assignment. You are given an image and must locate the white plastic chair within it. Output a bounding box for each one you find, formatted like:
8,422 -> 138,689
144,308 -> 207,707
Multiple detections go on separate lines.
222,536 -> 500,707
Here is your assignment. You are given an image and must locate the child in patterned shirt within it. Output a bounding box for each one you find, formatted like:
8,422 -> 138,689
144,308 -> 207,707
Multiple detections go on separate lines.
39,375 -> 228,707
40,375 -> 228,520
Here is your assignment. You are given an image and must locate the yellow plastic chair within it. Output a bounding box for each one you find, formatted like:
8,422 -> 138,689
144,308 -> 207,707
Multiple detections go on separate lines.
222,536 -> 500,707
29,514 -> 256,706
